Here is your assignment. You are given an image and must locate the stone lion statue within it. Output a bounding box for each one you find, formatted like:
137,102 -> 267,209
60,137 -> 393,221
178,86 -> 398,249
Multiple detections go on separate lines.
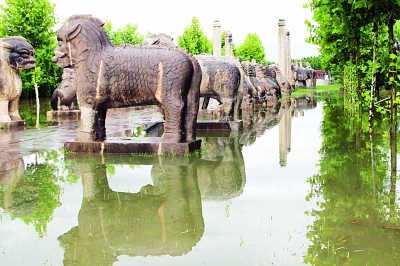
52,14 -> 201,144
0,36 -> 35,123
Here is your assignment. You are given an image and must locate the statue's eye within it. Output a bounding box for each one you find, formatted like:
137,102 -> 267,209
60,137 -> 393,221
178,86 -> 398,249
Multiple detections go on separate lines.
19,49 -> 29,58
57,36 -> 64,46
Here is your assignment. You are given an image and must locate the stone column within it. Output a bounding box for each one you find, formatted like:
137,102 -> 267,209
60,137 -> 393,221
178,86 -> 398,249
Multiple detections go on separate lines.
278,19 -> 288,79
213,20 -> 221,57
286,30 -> 293,84
225,31 -> 233,57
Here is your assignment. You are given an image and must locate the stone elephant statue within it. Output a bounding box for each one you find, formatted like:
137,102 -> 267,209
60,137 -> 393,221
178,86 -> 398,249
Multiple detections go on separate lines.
50,68 -> 77,111
141,34 -> 243,121
52,15 -> 201,144
0,36 -> 35,123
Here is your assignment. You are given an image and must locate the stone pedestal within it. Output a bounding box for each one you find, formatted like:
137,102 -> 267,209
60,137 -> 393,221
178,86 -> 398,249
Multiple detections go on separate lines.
46,110 -> 80,121
64,138 -> 202,156
0,120 -> 25,129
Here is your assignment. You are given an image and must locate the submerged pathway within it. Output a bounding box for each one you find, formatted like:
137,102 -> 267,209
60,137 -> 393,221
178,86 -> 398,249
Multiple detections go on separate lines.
0,106 -> 157,170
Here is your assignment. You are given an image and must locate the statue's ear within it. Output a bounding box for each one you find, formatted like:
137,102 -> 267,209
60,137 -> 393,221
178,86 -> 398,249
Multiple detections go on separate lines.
0,40 -> 12,52
151,38 -> 160,45
67,24 -> 82,41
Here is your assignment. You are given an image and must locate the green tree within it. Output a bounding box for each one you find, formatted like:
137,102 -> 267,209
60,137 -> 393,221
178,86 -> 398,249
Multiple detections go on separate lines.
234,33 -> 266,65
292,56 -> 322,70
103,20 -> 145,45
177,16 -> 212,54
0,0 -> 62,98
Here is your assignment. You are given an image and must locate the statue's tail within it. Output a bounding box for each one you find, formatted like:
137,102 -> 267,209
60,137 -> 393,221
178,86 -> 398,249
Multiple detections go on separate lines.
185,52 -> 201,142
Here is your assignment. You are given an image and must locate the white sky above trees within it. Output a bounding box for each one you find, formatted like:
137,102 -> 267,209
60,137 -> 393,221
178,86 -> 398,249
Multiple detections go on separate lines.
1,0 -> 320,63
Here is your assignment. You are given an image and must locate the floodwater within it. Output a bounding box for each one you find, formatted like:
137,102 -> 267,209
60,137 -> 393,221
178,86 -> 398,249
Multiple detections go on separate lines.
1,90 -> 400,266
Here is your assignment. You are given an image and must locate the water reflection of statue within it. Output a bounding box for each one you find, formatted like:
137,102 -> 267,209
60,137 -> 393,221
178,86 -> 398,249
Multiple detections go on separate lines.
238,92 -> 317,166
59,155 -> 204,265
196,133 -> 246,201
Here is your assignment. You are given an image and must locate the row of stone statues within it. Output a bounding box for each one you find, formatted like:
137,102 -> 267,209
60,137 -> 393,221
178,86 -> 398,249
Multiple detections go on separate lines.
0,14 -> 317,144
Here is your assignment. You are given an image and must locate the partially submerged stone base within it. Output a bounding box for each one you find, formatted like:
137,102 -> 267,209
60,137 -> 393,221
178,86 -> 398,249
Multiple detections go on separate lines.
63,120 -> 240,156
197,120 -> 243,131
0,120 -> 26,129
64,137 -> 202,156
46,110 -> 80,121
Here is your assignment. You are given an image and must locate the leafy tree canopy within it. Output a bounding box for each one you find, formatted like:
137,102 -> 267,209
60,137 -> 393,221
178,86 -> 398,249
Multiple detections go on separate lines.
0,0 -> 62,98
234,33 -> 267,65
103,20 -> 146,45
292,56 -> 322,70
177,16 -> 212,55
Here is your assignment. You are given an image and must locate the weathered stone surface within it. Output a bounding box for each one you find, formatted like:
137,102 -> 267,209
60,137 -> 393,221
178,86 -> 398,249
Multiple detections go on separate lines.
52,14 -> 201,143
0,36 -> 35,123
291,63 -> 317,88
51,68 -> 77,111
0,120 -> 26,129
140,35 -> 243,122
64,137 -> 202,156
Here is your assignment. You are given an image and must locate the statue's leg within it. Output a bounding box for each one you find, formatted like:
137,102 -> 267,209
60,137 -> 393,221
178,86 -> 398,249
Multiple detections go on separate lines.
233,91 -> 243,121
161,99 -> 184,143
96,109 -> 107,140
0,100 -> 12,122
76,107 -> 97,141
8,98 -> 22,121
220,97 -> 233,122
201,97 -> 210,109
184,85 -> 200,143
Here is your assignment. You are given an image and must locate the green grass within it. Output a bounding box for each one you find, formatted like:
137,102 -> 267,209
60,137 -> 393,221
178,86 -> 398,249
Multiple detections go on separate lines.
316,83 -> 342,91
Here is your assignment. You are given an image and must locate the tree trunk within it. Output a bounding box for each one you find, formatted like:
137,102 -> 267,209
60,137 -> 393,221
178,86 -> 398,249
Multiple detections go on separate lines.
388,16 -> 397,196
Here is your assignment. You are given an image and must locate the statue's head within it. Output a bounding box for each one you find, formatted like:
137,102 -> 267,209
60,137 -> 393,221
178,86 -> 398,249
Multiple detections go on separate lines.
52,14 -> 112,68
0,36 -> 35,71
141,33 -> 176,47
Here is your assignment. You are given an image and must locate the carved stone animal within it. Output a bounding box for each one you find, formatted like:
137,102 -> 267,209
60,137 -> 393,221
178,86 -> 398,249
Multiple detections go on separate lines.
51,68 -> 77,111
0,36 -> 35,122
291,64 -> 316,88
194,54 -> 241,121
241,61 -> 276,101
52,15 -> 201,144
141,33 -> 176,47
140,35 -> 242,121
258,64 -> 293,95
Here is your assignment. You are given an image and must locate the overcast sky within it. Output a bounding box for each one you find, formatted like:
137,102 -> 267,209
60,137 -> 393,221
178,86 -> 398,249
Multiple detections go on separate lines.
2,0 -> 320,63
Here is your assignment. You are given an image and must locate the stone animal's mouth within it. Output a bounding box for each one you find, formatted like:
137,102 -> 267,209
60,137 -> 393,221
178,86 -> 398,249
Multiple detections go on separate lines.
23,63 -> 36,70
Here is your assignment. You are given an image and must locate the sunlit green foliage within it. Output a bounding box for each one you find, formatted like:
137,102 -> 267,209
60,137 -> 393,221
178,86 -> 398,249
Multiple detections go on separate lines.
103,20 -> 146,45
0,0 -> 62,98
304,0 -> 400,97
177,16 -> 212,55
292,56 -> 322,70
234,33 -> 267,65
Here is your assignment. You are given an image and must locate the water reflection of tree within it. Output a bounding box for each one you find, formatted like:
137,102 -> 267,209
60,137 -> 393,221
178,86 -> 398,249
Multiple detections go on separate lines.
304,92 -> 400,265
0,149 -> 73,237
18,98 -> 53,128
